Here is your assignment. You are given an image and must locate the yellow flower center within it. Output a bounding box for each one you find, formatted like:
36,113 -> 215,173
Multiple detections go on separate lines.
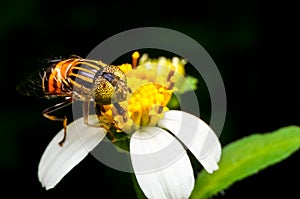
96,52 -> 186,136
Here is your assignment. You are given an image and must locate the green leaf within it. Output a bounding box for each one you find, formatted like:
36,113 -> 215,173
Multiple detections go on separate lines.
190,126 -> 300,199
168,75 -> 198,109
176,75 -> 198,94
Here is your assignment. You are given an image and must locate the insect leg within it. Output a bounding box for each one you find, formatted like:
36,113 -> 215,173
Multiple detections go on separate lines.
113,102 -> 126,115
82,100 -> 102,127
42,97 -> 72,146
83,102 -> 118,142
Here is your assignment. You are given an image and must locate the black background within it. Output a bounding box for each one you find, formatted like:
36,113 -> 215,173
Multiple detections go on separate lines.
0,0 -> 299,198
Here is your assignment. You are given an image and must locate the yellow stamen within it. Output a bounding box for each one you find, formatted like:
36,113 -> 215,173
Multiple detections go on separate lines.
132,51 -> 140,69
96,52 -> 187,136
119,63 -> 133,74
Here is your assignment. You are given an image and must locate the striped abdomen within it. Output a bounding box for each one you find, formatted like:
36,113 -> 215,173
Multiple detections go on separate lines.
43,57 -> 101,97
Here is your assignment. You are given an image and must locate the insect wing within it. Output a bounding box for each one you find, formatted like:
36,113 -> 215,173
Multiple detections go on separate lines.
16,67 -> 47,98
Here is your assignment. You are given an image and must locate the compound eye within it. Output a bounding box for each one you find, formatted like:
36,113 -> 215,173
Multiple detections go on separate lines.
92,75 -> 114,105
92,66 -> 128,105
102,72 -> 116,84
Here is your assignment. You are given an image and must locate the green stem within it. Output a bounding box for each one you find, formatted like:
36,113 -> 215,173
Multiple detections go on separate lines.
131,172 -> 146,199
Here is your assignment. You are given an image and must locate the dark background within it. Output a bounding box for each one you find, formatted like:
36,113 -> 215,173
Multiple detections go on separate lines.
1,0 -> 299,198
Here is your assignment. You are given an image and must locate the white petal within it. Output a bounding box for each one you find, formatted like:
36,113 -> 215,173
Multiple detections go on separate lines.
38,116 -> 106,190
130,127 -> 194,199
158,110 -> 222,173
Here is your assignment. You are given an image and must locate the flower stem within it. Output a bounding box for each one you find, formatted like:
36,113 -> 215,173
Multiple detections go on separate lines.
130,173 -> 146,199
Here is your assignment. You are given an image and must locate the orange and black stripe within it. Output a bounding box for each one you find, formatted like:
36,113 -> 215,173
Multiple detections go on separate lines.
42,57 -> 103,97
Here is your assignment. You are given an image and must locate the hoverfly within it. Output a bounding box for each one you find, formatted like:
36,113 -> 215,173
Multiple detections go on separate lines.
17,53 -> 140,146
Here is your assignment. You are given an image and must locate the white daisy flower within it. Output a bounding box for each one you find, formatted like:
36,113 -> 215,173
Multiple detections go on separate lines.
38,53 -> 222,199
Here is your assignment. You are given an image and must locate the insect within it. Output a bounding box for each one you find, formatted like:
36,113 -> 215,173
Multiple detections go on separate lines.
17,53 -> 140,146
